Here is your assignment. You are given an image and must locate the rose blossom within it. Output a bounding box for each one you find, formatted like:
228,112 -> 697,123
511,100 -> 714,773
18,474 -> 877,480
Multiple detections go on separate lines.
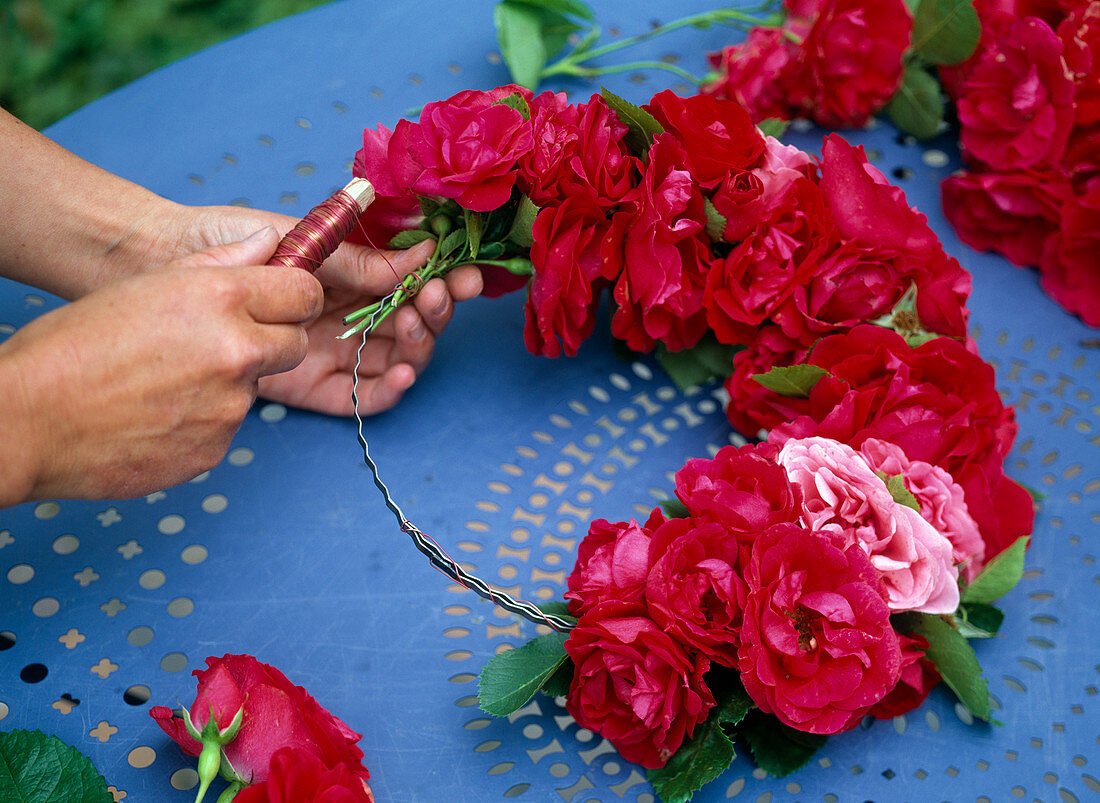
860,437 -> 986,581
150,655 -> 368,784
645,516 -> 748,666
784,0 -> 913,128
565,603 -> 715,768
524,198 -> 610,357
777,437 -> 960,614
604,133 -> 710,352
406,86 -> 534,211
869,633 -> 941,720
235,747 -> 374,803
702,27 -> 801,123
723,325 -> 812,437
956,17 -> 1076,171
1059,3 -> 1100,126
737,523 -> 902,734
1041,180 -> 1100,326
565,513 -> 660,617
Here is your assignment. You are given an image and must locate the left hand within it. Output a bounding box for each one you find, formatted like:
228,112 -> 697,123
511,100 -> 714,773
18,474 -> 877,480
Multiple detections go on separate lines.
136,202 -> 484,416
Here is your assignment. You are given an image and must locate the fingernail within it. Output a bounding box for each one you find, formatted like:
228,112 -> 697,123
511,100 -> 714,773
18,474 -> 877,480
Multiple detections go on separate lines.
432,291 -> 449,316
408,317 -> 427,341
243,226 -> 275,243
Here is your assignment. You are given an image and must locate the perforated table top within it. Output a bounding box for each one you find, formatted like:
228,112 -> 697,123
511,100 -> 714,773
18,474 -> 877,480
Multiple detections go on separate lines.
1,2 -> 1097,801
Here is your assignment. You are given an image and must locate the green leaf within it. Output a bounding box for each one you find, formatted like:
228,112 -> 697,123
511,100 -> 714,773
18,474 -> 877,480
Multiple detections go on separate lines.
877,473 -> 921,512
536,600 -> 576,622
418,196 -> 443,217
478,242 -> 507,260
656,334 -> 739,391
961,536 -> 1029,604
911,613 -> 992,720
495,91 -> 533,120
505,0 -> 596,20
541,658 -> 576,699
438,228 -> 467,260
506,195 -> 541,249
913,0 -> 981,65
465,210 -> 484,260
601,87 -> 665,156
740,710 -> 826,778
646,684 -> 752,803
661,497 -> 691,520
704,198 -> 728,242
0,730 -> 114,803
955,602 -> 1005,639
479,631 -> 570,716
884,64 -> 945,140
752,364 -> 828,397
756,118 -> 789,139
494,2 -> 581,89
388,229 -> 435,249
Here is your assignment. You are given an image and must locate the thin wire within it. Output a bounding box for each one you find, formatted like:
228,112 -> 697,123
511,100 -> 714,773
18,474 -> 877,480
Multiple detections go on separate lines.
350,322 -> 575,634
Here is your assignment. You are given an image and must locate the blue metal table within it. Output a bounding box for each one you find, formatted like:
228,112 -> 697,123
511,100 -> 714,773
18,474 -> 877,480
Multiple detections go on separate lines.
1,1 -> 1097,801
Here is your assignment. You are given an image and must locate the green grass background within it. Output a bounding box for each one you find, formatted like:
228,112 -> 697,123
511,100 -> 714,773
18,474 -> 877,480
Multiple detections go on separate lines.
2,0 -> 331,130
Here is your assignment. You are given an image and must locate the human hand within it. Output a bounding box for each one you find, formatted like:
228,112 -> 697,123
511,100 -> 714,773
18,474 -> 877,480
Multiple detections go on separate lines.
0,229 -> 321,503
140,203 -> 484,415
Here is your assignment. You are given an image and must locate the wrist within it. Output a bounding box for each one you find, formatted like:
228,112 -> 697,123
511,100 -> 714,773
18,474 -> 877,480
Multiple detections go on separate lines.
0,344 -> 45,508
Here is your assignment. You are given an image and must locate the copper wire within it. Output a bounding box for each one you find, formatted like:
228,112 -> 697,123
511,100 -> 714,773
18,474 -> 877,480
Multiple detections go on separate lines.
268,189 -> 364,272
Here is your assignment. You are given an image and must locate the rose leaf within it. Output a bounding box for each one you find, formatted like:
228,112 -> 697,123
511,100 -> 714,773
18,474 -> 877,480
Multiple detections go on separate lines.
438,228 -> 468,260
494,91 -> 533,120
756,118 -> 789,139
600,87 -> 665,156
464,210 -> 484,260
660,497 -> 691,520
751,364 -> 828,397
495,2 -> 582,89
0,729 -> 114,803
876,472 -> 921,512
955,602 -> 1005,639
506,195 -> 540,249
479,631 -> 570,716
912,0 -> 981,65
646,714 -> 737,803
913,612 -> 992,721
657,334 -> 739,391
703,198 -> 728,243
883,64 -> 944,140
740,710 -> 826,778
388,229 -> 435,250
960,536 -> 1029,604
505,0 -> 595,20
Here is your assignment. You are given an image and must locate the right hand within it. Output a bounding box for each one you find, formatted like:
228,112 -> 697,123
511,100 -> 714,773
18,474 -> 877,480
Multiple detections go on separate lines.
0,228 -> 321,503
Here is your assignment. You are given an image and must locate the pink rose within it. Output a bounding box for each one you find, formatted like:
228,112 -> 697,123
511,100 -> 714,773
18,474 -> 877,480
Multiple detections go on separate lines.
941,168 -> 1072,267
565,514 -> 658,617
565,604 -> 715,768
737,523 -> 902,734
645,90 -> 766,186
150,655 -> 368,785
234,747 -> 374,803
604,134 -> 710,352
777,436 -> 960,614
786,0 -> 913,128
860,438 -> 986,581
957,17 -> 1076,170
645,516 -> 747,666
524,198 -> 610,357
407,86 -> 534,211
702,27 -> 801,123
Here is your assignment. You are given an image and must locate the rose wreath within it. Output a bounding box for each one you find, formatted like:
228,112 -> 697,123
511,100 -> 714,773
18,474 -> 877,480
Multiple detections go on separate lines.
332,83 -> 1034,801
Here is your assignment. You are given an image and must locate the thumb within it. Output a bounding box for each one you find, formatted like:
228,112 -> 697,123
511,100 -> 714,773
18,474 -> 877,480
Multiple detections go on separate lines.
173,226 -> 280,270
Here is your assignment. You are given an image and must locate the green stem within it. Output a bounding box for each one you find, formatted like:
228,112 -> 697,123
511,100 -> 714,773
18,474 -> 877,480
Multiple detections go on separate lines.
545,59 -> 703,85
214,782 -> 244,803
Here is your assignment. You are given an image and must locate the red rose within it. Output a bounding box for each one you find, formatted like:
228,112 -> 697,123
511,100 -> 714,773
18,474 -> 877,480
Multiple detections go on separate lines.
644,90 -> 766,186
723,326 -> 812,436
869,633 -> 941,720
565,604 -> 715,768
674,442 -> 802,555
702,27 -> 801,123
524,198 -> 611,357
770,326 -> 1032,560
514,91 -> 582,207
234,747 -> 374,803
941,168 -> 1072,267
605,134 -> 710,352
704,174 -> 833,345
1059,3 -> 1100,126
565,513 -> 659,617
407,86 -> 534,211
568,94 -> 640,207
785,0 -> 913,128
354,120 -> 422,199
709,169 -> 765,243
1040,180 -> 1100,325
645,516 -> 747,666
737,523 -> 902,734
957,17 -> 1076,170
150,654 -> 368,784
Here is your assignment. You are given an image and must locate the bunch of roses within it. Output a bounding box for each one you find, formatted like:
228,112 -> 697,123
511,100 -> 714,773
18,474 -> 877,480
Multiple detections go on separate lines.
562,432 -> 982,767
150,654 -> 374,803
939,0 -> 1100,326
701,0 -> 913,128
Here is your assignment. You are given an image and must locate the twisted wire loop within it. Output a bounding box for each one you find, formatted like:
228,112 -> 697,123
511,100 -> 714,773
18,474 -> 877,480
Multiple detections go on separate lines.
350,318 -> 576,634
267,189 -> 363,272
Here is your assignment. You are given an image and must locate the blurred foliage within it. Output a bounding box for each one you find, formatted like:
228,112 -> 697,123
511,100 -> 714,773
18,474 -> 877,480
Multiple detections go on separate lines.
1,0 -> 331,130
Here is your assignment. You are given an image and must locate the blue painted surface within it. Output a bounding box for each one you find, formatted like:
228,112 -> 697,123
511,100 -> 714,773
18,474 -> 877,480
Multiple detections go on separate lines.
1,1 -> 1097,801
